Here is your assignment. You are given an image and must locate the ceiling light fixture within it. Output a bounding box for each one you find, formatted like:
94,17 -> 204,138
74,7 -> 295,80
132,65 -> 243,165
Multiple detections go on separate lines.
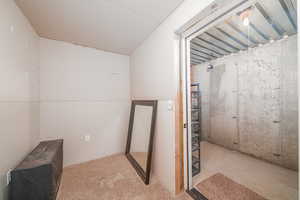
240,7 -> 252,26
243,17 -> 250,26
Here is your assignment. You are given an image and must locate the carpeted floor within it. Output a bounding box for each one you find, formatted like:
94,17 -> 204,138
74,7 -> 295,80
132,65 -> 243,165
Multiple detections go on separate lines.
196,173 -> 266,200
57,154 -> 191,200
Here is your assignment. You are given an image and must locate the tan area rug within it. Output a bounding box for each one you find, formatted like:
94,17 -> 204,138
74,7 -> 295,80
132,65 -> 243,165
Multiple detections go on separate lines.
196,173 -> 267,200
57,154 -> 191,200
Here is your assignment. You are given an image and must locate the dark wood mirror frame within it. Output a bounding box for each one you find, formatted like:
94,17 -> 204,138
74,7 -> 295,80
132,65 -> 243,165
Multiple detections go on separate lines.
125,100 -> 158,185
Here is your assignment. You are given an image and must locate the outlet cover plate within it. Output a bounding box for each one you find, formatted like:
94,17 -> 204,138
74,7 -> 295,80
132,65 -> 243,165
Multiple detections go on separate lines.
84,135 -> 91,142
6,169 -> 12,185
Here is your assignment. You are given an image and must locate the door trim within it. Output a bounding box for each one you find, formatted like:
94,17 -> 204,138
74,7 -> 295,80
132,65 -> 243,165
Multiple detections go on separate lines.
176,0 -> 255,191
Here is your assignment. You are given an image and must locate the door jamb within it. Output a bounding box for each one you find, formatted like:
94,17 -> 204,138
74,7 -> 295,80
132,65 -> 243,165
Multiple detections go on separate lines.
175,0 -> 255,192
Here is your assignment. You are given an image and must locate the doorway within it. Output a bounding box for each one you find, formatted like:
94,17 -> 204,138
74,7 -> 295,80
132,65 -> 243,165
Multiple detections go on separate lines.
177,0 -> 298,199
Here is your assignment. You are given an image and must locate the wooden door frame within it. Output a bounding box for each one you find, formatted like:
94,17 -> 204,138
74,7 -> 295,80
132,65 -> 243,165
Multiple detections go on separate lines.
175,77 -> 184,194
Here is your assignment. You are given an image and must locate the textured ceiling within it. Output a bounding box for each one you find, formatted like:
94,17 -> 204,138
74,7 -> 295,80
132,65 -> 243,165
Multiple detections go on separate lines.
190,0 -> 298,65
15,0 -> 183,55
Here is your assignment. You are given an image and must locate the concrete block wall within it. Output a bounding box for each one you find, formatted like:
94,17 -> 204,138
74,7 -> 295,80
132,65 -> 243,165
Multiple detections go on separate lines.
191,35 -> 298,170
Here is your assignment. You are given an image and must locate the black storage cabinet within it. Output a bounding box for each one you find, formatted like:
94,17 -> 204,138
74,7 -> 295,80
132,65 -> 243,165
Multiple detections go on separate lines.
10,139 -> 63,200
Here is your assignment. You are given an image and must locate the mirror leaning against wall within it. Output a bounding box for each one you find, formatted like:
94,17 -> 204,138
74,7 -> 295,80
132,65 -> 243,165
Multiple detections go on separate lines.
125,100 -> 158,185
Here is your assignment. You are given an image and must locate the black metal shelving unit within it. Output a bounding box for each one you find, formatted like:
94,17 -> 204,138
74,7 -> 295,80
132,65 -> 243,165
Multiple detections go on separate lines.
191,83 -> 201,177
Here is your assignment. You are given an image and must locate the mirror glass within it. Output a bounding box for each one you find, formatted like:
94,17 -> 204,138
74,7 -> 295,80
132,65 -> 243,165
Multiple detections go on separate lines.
130,105 -> 153,171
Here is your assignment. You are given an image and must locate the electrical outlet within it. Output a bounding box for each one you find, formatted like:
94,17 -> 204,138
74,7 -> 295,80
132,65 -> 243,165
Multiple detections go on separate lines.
167,100 -> 173,111
6,169 -> 12,185
84,135 -> 90,142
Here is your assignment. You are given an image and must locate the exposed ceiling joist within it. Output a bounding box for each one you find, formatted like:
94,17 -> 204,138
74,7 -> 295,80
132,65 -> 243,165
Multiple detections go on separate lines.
278,0 -> 297,30
196,37 -> 232,54
225,21 -> 259,45
192,42 -> 225,57
191,48 -> 218,59
190,0 -> 297,66
205,31 -> 241,51
255,2 -> 285,36
216,27 -> 248,48
191,52 -> 211,61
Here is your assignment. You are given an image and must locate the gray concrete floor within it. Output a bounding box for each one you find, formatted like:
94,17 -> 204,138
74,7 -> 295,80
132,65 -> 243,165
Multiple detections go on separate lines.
193,141 -> 298,200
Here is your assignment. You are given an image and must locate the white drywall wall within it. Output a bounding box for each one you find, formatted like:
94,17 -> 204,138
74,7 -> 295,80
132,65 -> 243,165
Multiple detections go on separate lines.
130,0 -> 215,194
0,1 -> 40,199
39,38 -> 131,166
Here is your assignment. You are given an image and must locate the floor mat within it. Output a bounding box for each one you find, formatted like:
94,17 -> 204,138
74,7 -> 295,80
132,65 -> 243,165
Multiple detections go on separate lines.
196,173 -> 267,200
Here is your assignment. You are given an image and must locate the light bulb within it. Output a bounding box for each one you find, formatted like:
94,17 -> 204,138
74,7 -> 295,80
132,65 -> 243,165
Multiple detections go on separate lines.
243,17 -> 249,26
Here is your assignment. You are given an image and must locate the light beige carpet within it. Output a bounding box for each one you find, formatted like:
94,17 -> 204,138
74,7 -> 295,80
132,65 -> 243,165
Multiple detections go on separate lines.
57,154 -> 191,200
196,173 -> 267,200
